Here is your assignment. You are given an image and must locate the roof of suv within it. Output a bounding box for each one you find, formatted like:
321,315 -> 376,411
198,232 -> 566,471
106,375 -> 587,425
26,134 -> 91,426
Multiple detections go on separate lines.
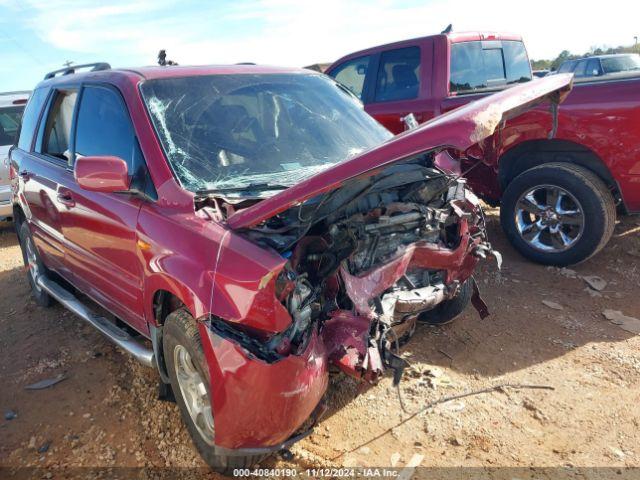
38,64 -> 312,89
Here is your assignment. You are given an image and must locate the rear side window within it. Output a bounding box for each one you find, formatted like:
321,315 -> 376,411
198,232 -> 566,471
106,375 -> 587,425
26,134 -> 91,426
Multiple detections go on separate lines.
17,89 -> 47,151
75,86 -> 135,169
374,47 -> 420,102
41,90 -> 78,162
450,40 -> 531,94
0,106 -> 24,146
586,59 -> 602,76
329,55 -> 370,100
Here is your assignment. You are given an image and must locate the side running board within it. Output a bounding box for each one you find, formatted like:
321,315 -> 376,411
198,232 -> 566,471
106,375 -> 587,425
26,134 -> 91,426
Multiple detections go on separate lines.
37,275 -> 155,368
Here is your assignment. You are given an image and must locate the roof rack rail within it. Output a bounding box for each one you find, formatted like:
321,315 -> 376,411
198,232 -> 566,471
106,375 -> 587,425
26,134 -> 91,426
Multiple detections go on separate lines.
44,62 -> 111,80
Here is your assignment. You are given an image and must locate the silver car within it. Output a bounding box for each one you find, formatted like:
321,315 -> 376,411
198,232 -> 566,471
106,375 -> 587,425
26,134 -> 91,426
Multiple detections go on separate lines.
0,91 -> 29,220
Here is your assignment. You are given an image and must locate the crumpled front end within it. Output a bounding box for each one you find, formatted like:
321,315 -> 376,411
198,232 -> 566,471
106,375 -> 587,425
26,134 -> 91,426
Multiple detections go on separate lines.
199,152 -> 499,451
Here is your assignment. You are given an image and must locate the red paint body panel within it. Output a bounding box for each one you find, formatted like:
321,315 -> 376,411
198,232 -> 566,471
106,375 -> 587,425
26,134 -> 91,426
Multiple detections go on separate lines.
327,33 -> 640,213
199,324 -> 328,448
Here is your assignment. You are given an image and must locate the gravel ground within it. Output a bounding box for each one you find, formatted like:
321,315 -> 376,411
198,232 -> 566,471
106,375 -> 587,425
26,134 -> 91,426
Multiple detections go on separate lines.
1,211 -> 639,479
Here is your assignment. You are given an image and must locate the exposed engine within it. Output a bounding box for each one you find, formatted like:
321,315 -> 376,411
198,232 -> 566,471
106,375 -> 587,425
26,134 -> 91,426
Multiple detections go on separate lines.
207,153 -> 497,383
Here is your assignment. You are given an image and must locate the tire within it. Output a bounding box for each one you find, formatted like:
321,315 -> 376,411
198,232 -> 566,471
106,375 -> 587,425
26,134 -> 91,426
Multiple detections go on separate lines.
163,309 -> 267,474
18,222 -> 53,308
500,163 -> 615,266
418,279 -> 472,326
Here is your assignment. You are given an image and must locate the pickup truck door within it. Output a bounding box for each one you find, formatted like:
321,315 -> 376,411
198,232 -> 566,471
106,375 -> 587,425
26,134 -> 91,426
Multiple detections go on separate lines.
62,85 -> 147,334
362,40 -> 436,134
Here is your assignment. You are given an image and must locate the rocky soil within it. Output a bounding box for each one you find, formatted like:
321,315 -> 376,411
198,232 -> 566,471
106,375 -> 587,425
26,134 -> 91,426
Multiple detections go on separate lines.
1,211 -> 639,479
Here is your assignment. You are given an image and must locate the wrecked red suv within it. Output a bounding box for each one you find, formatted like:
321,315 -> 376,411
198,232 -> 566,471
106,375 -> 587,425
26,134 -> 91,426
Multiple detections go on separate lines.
10,63 -> 571,472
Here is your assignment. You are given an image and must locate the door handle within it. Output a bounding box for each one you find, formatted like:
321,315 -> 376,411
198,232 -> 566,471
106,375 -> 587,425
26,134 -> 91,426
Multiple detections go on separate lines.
57,192 -> 75,208
19,169 -> 30,181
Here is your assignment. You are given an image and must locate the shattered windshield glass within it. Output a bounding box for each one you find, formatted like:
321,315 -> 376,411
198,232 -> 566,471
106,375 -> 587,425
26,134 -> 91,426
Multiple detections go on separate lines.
140,73 -> 392,194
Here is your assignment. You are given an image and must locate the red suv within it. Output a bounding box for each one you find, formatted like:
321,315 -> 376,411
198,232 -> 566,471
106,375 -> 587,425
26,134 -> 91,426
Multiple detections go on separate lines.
10,62 -> 570,472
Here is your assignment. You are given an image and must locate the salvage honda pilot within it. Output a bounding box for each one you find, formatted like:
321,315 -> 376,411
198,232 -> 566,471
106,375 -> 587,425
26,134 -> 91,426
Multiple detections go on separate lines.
10,63 -> 571,473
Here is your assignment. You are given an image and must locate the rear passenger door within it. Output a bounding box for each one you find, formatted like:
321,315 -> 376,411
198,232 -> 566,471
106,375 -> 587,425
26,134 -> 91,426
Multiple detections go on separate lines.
17,87 -> 78,278
63,84 -> 148,334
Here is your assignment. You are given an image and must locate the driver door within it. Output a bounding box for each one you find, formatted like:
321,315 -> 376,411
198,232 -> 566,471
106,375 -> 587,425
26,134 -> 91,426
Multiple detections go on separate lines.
63,84 -> 149,334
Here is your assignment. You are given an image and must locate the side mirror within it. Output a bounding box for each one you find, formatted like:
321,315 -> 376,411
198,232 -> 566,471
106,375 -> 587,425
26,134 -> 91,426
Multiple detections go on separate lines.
74,155 -> 129,193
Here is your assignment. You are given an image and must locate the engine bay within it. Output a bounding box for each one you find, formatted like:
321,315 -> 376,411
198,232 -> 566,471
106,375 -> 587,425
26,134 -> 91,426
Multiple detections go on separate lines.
201,153 -> 497,383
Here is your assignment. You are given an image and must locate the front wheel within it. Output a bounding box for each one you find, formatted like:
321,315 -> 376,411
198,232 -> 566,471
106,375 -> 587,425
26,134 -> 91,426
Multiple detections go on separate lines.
163,309 -> 266,474
500,163 -> 615,266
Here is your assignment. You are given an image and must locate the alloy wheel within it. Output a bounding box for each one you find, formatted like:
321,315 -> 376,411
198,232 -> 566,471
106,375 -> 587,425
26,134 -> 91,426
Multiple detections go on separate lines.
514,185 -> 585,253
173,344 -> 215,445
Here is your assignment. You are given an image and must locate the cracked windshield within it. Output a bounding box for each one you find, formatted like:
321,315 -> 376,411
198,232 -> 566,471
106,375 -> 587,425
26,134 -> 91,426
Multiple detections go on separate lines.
141,73 -> 392,195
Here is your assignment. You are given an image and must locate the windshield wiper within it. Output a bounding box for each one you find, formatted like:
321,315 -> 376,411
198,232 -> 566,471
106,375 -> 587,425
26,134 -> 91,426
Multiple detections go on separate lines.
196,182 -> 290,195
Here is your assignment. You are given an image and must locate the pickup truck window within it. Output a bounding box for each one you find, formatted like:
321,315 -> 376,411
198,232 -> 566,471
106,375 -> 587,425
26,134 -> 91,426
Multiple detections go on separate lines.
141,74 -> 391,194
374,47 -> 420,102
75,86 -> 135,169
574,59 -> 588,77
557,60 -> 577,73
586,59 -> 602,76
450,40 -> 531,94
330,55 -> 370,100
40,90 -> 77,163
17,88 -> 47,151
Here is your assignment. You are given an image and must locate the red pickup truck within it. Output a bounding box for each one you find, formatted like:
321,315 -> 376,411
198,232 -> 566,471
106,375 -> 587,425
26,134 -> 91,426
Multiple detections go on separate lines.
10,62 -> 570,472
327,32 -> 640,266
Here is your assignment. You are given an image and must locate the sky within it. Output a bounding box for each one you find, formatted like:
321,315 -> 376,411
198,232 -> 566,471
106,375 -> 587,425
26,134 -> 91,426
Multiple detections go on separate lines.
0,0 -> 638,91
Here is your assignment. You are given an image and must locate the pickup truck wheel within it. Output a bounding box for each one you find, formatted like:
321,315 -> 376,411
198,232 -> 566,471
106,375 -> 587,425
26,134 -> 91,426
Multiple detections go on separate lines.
417,279 -> 471,325
500,163 -> 615,266
163,309 -> 267,474
18,223 -> 53,308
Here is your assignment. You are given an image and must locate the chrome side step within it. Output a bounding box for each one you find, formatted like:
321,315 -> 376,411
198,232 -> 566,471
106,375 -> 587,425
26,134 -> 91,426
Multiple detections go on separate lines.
37,275 -> 155,368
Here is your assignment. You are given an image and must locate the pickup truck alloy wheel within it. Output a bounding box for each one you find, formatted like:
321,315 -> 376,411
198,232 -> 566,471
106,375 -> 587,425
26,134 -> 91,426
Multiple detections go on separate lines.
500,163 -> 616,266
515,184 -> 584,253
173,344 -> 215,445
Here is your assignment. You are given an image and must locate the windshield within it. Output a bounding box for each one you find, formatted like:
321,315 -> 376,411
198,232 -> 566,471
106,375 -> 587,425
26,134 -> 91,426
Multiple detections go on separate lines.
141,73 -> 392,194
601,55 -> 640,74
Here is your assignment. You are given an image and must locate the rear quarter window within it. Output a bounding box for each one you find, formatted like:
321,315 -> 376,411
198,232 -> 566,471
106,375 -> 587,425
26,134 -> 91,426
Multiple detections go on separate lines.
17,88 -> 47,151
450,40 -> 531,94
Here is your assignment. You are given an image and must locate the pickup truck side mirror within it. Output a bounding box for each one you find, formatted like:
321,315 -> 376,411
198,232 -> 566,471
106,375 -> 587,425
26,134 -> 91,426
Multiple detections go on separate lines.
74,155 -> 130,193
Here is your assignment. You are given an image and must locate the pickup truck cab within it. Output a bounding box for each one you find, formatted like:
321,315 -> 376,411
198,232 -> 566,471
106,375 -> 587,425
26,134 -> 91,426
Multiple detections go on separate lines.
327,33 -> 640,266
10,62 -> 570,473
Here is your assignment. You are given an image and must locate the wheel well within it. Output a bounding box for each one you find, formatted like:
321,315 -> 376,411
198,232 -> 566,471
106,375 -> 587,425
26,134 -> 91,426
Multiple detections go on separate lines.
498,139 -> 620,201
152,290 -> 187,325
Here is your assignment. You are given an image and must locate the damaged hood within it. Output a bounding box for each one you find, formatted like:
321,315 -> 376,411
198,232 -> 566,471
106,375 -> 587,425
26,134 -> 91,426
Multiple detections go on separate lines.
227,74 -> 573,230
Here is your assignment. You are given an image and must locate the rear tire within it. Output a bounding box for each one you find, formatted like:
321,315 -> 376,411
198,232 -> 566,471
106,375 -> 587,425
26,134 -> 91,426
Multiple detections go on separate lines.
163,309 -> 267,474
500,163 -> 615,266
18,222 -> 53,308
418,279 -> 472,326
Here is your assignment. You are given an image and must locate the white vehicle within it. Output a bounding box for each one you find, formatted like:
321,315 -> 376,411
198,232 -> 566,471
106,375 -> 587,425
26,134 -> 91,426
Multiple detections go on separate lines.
0,91 -> 29,220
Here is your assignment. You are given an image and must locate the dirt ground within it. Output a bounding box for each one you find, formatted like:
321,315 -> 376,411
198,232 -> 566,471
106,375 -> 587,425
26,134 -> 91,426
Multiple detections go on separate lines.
1,210 -> 639,479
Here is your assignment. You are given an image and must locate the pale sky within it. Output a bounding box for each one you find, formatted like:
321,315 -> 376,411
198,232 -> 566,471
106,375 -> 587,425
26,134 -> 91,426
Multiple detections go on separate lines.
0,0 -> 638,91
